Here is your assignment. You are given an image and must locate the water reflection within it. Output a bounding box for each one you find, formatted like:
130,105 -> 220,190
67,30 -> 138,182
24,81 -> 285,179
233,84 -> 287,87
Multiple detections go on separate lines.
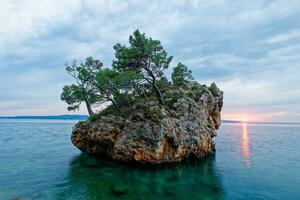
56,154 -> 224,200
241,122 -> 251,167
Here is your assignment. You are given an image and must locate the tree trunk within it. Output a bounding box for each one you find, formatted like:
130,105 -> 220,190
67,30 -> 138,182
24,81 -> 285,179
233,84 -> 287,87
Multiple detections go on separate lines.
84,98 -> 94,116
104,92 -> 121,113
111,101 -> 121,113
153,82 -> 165,105
142,88 -> 150,108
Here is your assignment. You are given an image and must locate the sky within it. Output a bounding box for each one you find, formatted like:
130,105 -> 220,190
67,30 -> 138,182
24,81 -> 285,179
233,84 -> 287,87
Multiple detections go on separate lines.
0,0 -> 300,122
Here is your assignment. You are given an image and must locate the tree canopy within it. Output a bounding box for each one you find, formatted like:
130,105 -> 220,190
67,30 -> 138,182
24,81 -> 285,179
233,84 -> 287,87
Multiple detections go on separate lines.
113,30 -> 173,104
61,57 -> 102,116
61,30 -> 194,117
171,62 -> 193,86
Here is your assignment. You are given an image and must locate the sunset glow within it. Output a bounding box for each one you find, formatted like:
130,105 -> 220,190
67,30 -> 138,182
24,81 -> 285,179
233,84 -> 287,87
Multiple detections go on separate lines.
241,122 -> 251,167
222,113 -> 261,122
242,118 -> 248,123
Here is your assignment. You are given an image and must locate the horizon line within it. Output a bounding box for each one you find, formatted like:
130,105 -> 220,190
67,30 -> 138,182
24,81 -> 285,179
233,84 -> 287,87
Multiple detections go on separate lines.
0,115 -> 299,124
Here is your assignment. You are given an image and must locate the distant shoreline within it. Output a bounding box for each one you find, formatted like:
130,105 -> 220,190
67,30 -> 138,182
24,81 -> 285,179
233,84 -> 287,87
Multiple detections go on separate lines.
222,120 -> 300,125
0,115 -> 88,120
0,115 -> 299,124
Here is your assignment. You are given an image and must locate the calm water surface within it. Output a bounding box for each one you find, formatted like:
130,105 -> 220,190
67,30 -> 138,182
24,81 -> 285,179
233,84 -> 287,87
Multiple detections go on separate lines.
0,119 -> 299,200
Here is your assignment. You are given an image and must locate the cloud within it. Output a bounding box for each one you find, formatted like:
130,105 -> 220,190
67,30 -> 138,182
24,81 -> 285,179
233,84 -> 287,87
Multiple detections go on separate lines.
0,0 -> 80,46
265,30 -> 300,44
0,0 -> 300,122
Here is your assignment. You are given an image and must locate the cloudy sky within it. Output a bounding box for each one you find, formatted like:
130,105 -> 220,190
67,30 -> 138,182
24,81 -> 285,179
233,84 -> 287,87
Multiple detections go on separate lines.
1,0 -> 300,122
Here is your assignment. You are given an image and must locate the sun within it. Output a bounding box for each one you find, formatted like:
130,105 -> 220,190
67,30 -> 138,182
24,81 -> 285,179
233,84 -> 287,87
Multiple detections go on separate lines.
223,113 -> 260,123
241,118 -> 248,123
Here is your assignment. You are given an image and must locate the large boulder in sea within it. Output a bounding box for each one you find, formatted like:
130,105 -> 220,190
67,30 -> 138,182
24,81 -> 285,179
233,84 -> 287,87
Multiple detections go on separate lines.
71,82 -> 223,164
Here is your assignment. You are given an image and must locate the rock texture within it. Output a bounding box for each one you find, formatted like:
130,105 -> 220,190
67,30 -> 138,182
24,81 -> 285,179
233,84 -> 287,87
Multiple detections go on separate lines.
71,82 -> 223,164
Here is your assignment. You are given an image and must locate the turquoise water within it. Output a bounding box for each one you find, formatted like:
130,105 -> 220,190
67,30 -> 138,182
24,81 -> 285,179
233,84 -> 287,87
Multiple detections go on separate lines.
0,119 -> 299,200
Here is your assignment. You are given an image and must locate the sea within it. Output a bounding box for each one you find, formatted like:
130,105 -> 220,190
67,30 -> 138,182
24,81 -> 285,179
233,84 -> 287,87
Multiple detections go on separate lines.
0,119 -> 299,200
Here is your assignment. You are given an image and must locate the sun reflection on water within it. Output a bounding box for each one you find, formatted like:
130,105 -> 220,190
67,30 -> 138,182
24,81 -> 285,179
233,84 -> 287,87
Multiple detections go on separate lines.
242,122 -> 251,167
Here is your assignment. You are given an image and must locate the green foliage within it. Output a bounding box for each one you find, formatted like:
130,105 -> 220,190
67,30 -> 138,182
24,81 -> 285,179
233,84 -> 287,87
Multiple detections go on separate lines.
113,30 -> 173,104
89,105 -> 121,122
61,85 -> 83,111
113,91 -> 132,108
187,91 -> 194,98
94,69 -> 143,111
113,30 -> 173,74
89,113 -> 100,122
61,57 -> 102,116
201,86 -> 210,94
94,68 -> 118,103
165,92 -> 185,108
114,70 -> 143,90
172,62 -> 193,86
145,106 -> 163,119
207,117 -> 214,127
156,76 -> 171,92
61,30 -> 196,119
191,84 -> 199,91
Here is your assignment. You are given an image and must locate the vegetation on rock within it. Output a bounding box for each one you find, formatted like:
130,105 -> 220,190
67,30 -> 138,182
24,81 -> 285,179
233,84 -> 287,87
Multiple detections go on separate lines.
171,62 -> 193,86
61,30 -> 195,119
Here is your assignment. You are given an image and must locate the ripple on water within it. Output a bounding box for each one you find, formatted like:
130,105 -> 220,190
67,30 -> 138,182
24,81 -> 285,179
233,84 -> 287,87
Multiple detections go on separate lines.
0,120 -> 300,199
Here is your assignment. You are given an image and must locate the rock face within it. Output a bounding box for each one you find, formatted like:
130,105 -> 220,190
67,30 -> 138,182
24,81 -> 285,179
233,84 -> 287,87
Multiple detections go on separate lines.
71,82 -> 223,164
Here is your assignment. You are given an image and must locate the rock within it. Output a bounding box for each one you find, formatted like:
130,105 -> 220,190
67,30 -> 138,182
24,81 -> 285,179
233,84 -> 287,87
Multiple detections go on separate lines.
71,82 -> 223,164
111,185 -> 128,197
209,82 -> 223,129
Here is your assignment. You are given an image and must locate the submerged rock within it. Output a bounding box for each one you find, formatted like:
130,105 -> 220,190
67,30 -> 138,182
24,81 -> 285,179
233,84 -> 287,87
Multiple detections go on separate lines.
71,82 -> 223,164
